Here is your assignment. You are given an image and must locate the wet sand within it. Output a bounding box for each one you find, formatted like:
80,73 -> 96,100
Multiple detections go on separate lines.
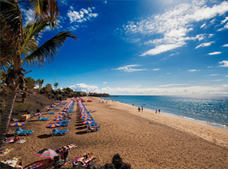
1,97 -> 228,168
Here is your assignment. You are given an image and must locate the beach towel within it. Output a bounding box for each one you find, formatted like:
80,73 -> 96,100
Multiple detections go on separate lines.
5,138 -> 14,143
15,139 -> 26,144
0,148 -> 13,156
5,139 -> 26,144
1,157 -> 20,167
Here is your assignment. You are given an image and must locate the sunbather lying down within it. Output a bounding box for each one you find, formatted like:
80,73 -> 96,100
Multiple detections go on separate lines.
72,153 -> 97,167
64,144 -> 77,150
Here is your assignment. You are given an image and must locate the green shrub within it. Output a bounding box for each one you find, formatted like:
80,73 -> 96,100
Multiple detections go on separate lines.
14,102 -> 34,112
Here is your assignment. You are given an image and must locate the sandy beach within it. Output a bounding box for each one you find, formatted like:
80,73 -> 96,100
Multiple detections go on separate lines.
1,97 -> 228,168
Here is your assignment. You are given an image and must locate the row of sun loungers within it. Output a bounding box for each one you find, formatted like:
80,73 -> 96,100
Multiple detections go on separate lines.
49,98 -> 75,136
77,98 -> 100,133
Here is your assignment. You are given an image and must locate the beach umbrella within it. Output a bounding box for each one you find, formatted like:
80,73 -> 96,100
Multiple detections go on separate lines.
46,124 -> 60,128
53,118 -> 62,121
9,122 -> 25,127
34,113 -> 43,116
59,112 -> 65,115
35,148 -> 58,158
82,121 -> 94,124
55,115 -> 63,118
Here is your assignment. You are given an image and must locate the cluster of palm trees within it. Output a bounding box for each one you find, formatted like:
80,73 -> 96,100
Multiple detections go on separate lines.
0,0 -> 77,148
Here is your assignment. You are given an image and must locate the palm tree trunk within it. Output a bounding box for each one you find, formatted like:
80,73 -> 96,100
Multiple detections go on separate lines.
0,89 -> 17,148
22,91 -> 27,103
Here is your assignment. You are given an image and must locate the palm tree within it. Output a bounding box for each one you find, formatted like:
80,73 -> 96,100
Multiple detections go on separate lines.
0,0 -> 77,148
36,78 -> 44,93
54,82 -> 59,90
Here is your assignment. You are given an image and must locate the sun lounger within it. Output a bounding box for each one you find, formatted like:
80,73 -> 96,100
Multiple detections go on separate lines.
15,127 -> 34,136
58,122 -> 69,126
89,122 -> 98,126
52,128 -> 69,136
53,107 -> 60,110
48,111 -> 55,114
39,116 -> 49,121
61,120 -> 70,123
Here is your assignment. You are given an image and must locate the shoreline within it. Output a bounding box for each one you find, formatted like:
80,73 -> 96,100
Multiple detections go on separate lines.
101,98 -> 228,131
1,97 -> 228,168
98,97 -> 228,149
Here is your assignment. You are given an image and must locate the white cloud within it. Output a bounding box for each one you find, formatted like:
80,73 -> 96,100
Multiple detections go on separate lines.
67,7 -> 98,23
99,84 -> 228,95
208,34 -> 214,38
188,69 -> 201,72
153,68 -> 160,71
210,18 -> 216,24
208,51 -> 221,55
226,75 -> 228,77
210,74 -> 218,76
222,44 -> 228,47
219,60 -> 228,67
141,43 -> 184,56
59,0 -> 68,6
103,82 -> 107,84
158,84 -> 187,88
207,66 -> 213,68
122,1 -> 228,56
195,41 -> 215,49
217,22 -> 228,31
221,16 -> 228,24
69,83 -> 99,92
113,65 -> 146,72
21,9 -> 35,25
200,23 -> 206,28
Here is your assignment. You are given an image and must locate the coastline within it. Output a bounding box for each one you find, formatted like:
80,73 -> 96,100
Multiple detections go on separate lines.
102,96 -> 228,131
1,97 -> 228,169
98,97 -> 228,149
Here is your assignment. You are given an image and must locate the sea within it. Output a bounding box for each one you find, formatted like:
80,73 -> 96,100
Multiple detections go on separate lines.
101,95 -> 228,130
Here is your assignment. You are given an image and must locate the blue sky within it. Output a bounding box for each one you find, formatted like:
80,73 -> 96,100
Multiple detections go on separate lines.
24,0 -> 228,95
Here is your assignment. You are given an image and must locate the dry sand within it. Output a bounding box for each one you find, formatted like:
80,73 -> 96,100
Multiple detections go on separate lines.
1,97 -> 228,169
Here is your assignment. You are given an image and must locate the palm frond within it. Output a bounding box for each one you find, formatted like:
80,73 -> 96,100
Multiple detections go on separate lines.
21,37 -> 39,57
22,20 -> 52,54
29,0 -> 59,20
23,31 -> 77,66
0,0 -> 23,62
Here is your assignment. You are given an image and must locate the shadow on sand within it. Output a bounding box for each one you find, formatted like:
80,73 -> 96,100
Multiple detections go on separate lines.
76,131 -> 87,135
37,134 -> 52,139
75,124 -> 84,127
76,126 -> 87,130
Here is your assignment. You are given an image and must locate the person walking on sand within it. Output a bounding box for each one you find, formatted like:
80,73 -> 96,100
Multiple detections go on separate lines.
138,107 -> 140,112
158,109 -> 160,113
141,106 -> 143,112
155,109 -> 157,113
